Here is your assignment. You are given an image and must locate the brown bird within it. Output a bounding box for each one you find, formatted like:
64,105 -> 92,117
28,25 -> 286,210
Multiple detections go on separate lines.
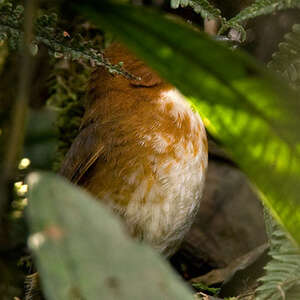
59,43 -> 208,257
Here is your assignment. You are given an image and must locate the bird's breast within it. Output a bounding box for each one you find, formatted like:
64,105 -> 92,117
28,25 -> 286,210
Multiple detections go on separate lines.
82,87 -> 208,256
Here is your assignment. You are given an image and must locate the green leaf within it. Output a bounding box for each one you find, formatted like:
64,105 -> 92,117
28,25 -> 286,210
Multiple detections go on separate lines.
256,211 -> 300,300
77,2 -> 300,248
192,282 -> 221,295
255,23 -> 300,300
26,172 -> 194,300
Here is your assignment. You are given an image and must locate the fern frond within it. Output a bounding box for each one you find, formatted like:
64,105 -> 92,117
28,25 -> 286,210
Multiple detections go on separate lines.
221,0 -> 300,35
256,212 -> 300,300
268,24 -> 300,90
170,0 -> 222,20
25,272 -> 41,300
0,3 -> 136,79
170,1 -> 247,41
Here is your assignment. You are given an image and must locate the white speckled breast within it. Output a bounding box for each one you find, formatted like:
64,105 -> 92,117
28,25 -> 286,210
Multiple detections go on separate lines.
99,89 -> 208,257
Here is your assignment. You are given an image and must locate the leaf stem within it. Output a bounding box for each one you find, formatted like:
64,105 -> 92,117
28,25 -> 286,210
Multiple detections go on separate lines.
0,0 -> 36,217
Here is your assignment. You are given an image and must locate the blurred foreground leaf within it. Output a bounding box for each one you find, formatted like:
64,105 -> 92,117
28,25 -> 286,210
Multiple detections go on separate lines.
26,172 -> 194,300
255,23 -> 300,299
77,1 -> 300,248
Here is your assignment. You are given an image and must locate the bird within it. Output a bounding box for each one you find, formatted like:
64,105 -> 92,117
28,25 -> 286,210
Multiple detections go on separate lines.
59,42 -> 208,257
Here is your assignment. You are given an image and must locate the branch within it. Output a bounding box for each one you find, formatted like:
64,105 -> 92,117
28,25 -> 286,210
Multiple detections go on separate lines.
0,3 -> 139,80
0,1 -> 35,217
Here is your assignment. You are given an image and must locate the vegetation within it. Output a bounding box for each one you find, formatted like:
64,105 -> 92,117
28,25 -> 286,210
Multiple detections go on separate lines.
1,0 -> 300,299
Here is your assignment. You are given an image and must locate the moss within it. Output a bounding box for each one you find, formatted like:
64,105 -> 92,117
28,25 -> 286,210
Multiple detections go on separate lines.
47,60 -> 89,171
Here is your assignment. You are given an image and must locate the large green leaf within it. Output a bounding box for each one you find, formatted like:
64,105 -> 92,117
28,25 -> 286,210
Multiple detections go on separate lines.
76,2 -> 300,247
255,24 -> 300,300
26,172 -> 194,300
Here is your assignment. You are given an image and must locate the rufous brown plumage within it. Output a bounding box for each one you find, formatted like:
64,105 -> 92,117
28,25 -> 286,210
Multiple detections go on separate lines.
59,43 -> 208,257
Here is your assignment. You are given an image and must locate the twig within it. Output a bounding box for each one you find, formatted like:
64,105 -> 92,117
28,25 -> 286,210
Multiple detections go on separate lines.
277,284 -> 286,300
204,18 -> 219,36
237,290 -> 255,299
0,0 -> 36,216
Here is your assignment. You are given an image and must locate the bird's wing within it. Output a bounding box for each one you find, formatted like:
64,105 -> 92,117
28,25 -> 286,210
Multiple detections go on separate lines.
129,60 -> 163,87
59,123 -> 104,184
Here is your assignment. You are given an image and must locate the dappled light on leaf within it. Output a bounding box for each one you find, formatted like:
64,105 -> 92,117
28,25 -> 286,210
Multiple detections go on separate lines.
78,1 -> 300,248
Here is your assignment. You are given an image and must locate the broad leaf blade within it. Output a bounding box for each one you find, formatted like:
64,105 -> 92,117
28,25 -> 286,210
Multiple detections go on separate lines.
26,172 -> 194,300
77,2 -> 300,247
